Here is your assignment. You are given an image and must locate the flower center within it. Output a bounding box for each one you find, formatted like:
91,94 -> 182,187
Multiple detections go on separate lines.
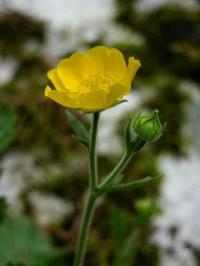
78,74 -> 114,93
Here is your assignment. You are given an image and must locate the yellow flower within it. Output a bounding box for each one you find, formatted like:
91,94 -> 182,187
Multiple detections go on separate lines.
45,46 -> 141,110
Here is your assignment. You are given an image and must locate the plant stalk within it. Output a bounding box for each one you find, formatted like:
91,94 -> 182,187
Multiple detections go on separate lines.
73,112 -> 100,266
89,112 -> 99,190
73,193 -> 96,266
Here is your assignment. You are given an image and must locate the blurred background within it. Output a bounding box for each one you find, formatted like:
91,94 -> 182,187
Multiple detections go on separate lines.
0,0 -> 200,265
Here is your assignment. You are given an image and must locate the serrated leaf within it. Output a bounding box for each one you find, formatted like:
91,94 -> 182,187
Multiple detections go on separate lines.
65,111 -> 89,148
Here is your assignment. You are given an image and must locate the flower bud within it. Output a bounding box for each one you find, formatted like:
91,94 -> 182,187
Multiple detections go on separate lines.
132,110 -> 163,142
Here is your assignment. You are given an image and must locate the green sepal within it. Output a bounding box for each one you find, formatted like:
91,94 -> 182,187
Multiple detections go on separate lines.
65,111 -> 89,148
110,99 -> 128,108
124,119 -> 146,155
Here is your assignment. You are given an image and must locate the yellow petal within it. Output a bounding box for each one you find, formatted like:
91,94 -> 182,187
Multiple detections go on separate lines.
79,90 -> 107,110
87,46 -> 126,81
87,46 -> 110,72
57,52 -> 96,92
47,69 -> 66,91
105,48 -> 126,78
44,86 -> 79,108
121,57 -> 141,92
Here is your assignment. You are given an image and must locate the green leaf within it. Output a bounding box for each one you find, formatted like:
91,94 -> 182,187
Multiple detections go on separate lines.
0,103 -> 19,153
102,175 -> 163,193
108,173 -> 124,185
0,215 -> 69,266
65,111 -> 89,148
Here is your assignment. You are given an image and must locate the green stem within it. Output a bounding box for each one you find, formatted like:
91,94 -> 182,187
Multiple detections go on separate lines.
99,152 -> 132,188
89,112 -> 100,190
99,138 -> 146,189
73,112 -> 100,266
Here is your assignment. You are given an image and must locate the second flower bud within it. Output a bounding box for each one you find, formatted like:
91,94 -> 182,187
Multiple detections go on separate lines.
131,110 -> 163,142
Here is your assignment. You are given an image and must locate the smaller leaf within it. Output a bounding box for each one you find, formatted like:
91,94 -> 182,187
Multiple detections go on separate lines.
102,175 -> 163,193
109,174 -> 124,185
65,111 -> 89,148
